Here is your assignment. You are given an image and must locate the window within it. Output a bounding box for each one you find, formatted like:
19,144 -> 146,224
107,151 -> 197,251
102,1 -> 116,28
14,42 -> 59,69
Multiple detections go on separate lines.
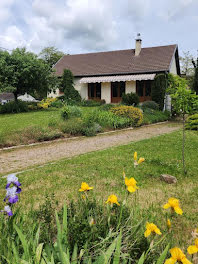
145,81 -> 152,96
136,81 -> 144,97
88,83 -> 101,99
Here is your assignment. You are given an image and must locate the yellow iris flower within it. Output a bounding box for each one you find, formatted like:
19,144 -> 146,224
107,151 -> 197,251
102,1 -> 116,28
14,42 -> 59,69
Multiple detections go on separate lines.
165,247 -> 192,264
105,194 -> 120,206
125,177 -> 139,193
79,182 -> 93,192
163,198 -> 183,215
187,238 -> 198,255
144,222 -> 162,237
134,151 -> 145,166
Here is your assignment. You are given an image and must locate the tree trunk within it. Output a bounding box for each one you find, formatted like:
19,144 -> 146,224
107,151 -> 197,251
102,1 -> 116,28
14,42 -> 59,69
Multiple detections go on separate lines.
182,113 -> 187,175
13,92 -> 18,102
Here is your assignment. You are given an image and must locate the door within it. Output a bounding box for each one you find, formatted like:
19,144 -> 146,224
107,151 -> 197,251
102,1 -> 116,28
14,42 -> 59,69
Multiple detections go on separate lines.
111,82 -> 125,103
88,83 -> 101,100
136,80 -> 152,102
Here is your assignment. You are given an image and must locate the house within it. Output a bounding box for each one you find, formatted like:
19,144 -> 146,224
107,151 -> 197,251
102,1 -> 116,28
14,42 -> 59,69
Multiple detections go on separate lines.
0,93 -> 14,105
49,34 -> 180,104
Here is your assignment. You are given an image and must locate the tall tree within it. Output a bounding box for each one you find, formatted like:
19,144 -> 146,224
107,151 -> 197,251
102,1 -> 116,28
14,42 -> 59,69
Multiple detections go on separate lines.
180,51 -> 194,76
0,48 -> 58,101
39,47 -> 65,68
192,55 -> 198,95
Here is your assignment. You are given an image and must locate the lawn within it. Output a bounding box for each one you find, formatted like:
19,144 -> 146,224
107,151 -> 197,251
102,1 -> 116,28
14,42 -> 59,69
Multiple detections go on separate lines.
0,130 -> 197,247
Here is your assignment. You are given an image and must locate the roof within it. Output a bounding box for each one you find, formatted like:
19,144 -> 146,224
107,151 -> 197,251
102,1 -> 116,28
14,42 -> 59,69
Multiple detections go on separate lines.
80,74 -> 156,83
0,93 -> 14,101
18,93 -> 38,102
54,44 -> 179,77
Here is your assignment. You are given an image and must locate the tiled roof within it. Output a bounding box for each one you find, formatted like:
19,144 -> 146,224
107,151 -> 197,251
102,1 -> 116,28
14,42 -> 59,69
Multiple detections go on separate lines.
0,93 -> 14,101
54,44 -> 178,77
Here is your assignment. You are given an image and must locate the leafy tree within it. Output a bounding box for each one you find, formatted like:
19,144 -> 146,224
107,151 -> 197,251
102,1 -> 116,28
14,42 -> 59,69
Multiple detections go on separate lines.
0,48 -> 58,101
151,74 -> 167,110
39,46 -> 65,68
60,69 -> 81,102
168,74 -> 198,174
180,51 -> 194,76
192,56 -> 198,95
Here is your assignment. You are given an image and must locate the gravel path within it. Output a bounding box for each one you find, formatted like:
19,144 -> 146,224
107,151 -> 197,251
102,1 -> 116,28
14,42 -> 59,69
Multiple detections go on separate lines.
0,122 -> 181,175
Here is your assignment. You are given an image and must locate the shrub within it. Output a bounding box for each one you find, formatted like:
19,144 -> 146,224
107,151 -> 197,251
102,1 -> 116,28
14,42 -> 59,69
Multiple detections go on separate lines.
27,102 -> 39,111
151,74 -> 167,110
50,100 -> 64,108
60,119 -> 84,135
110,105 -> 143,126
141,101 -> 159,111
143,109 -> 170,125
122,92 -> 139,106
100,103 -> 117,111
81,99 -> 105,107
185,114 -> 198,130
61,105 -> 82,120
0,100 -> 29,114
37,97 -> 57,109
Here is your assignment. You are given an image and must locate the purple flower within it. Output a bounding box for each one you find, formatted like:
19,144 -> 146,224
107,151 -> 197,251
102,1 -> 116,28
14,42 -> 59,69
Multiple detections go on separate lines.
0,206 -> 13,217
4,186 -> 19,204
6,174 -> 21,189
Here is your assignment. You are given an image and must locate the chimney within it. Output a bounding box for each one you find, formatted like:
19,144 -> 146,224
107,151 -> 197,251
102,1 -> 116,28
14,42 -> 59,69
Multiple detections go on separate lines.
135,33 -> 142,56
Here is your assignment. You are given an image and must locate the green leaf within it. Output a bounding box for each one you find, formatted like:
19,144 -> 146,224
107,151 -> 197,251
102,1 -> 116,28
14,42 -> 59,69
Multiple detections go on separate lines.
156,245 -> 169,264
137,253 -> 145,264
71,244 -> 78,264
36,243 -> 44,264
113,231 -> 122,264
14,225 -> 29,260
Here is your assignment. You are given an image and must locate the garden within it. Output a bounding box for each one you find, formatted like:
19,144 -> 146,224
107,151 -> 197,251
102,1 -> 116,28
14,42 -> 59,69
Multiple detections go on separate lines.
0,130 -> 197,263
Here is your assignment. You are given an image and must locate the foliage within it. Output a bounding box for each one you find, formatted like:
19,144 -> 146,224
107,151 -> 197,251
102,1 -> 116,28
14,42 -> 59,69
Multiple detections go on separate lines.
179,51 -> 195,76
143,109 -> 170,125
141,101 -> 159,111
61,105 -> 82,120
99,103 -> 117,111
60,118 -> 85,135
37,97 -> 57,109
110,105 -> 143,126
151,74 -> 167,110
39,46 -> 65,67
81,99 -> 106,107
192,57 -> 198,95
50,99 -> 65,108
122,92 -> 140,106
0,48 -> 58,100
60,69 -> 82,102
185,114 -> 198,130
0,100 -> 29,114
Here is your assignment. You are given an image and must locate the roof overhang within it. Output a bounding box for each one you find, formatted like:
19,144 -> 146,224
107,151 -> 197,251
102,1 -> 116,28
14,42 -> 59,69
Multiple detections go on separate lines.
80,74 -> 156,83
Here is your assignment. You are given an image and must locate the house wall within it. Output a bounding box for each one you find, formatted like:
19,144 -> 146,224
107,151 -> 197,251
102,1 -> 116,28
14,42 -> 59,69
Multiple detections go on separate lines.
169,56 -> 177,75
126,81 -> 136,94
101,82 -> 111,103
74,77 -> 87,99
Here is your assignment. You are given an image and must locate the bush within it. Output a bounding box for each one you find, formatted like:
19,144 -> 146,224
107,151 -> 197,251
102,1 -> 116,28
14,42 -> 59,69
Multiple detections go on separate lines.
100,103 -> 117,111
151,74 -> 167,110
0,100 -> 29,114
60,119 -> 84,135
143,109 -> 170,125
122,92 -> 139,106
37,98 -> 57,109
61,105 -> 82,120
50,100 -> 64,108
141,101 -> 159,111
185,114 -> 198,130
81,99 -> 106,107
110,105 -> 143,127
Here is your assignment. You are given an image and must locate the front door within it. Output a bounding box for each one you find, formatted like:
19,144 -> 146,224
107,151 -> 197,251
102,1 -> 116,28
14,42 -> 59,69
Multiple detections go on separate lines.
111,82 -> 125,103
136,80 -> 152,102
88,83 -> 101,100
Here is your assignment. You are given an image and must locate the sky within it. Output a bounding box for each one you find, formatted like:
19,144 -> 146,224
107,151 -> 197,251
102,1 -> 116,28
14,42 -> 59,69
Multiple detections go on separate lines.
0,0 -> 198,57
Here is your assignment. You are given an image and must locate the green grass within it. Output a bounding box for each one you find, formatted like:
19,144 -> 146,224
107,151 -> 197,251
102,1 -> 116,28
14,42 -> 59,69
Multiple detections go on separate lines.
0,130 -> 197,246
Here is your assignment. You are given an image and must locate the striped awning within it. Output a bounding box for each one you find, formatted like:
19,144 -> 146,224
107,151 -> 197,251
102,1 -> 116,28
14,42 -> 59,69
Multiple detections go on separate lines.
80,74 -> 156,83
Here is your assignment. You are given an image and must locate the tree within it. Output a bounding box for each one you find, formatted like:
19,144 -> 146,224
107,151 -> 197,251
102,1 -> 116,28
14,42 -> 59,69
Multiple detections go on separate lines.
168,74 -> 198,174
39,47 -> 65,68
151,74 -> 167,110
60,69 -> 81,102
192,56 -> 198,95
180,51 -> 194,76
0,48 -> 58,101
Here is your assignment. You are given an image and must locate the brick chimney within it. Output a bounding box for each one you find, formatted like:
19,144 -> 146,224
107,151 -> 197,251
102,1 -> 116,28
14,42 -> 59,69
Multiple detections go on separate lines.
135,33 -> 142,56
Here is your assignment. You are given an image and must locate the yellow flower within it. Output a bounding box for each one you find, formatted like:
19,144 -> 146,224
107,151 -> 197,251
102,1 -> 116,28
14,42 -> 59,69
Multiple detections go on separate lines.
165,247 -> 192,264
134,152 -> 145,166
144,222 -> 162,237
187,238 -> 198,255
125,177 -> 139,193
167,219 -> 171,229
79,182 -> 93,192
105,194 -> 120,206
163,198 -> 183,215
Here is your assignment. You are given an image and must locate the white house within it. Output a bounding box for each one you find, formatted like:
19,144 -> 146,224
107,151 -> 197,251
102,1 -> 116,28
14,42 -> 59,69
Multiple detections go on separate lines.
17,93 -> 38,102
0,93 -> 14,105
49,35 -> 180,104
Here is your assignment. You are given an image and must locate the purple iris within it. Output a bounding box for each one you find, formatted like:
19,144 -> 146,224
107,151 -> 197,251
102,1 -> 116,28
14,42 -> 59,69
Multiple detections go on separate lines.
4,186 -> 19,204
4,206 -> 13,216
6,174 -> 21,193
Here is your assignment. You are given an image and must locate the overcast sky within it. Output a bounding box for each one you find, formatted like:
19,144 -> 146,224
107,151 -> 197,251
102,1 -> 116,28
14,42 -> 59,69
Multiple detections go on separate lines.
0,0 -> 197,56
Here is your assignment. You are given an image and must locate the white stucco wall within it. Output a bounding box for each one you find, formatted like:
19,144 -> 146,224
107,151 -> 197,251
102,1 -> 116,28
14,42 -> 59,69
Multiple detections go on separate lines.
126,81 -> 136,94
48,88 -> 60,98
101,82 -> 111,103
73,77 -> 88,99
169,56 -> 177,75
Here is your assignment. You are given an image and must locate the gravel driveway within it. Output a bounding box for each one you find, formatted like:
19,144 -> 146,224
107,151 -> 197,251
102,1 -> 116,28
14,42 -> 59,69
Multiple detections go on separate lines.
0,122 -> 181,175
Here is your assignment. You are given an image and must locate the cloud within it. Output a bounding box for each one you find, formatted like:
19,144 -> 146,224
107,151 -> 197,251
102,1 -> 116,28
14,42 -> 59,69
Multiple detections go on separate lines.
0,26 -> 26,50
0,0 -> 14,24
